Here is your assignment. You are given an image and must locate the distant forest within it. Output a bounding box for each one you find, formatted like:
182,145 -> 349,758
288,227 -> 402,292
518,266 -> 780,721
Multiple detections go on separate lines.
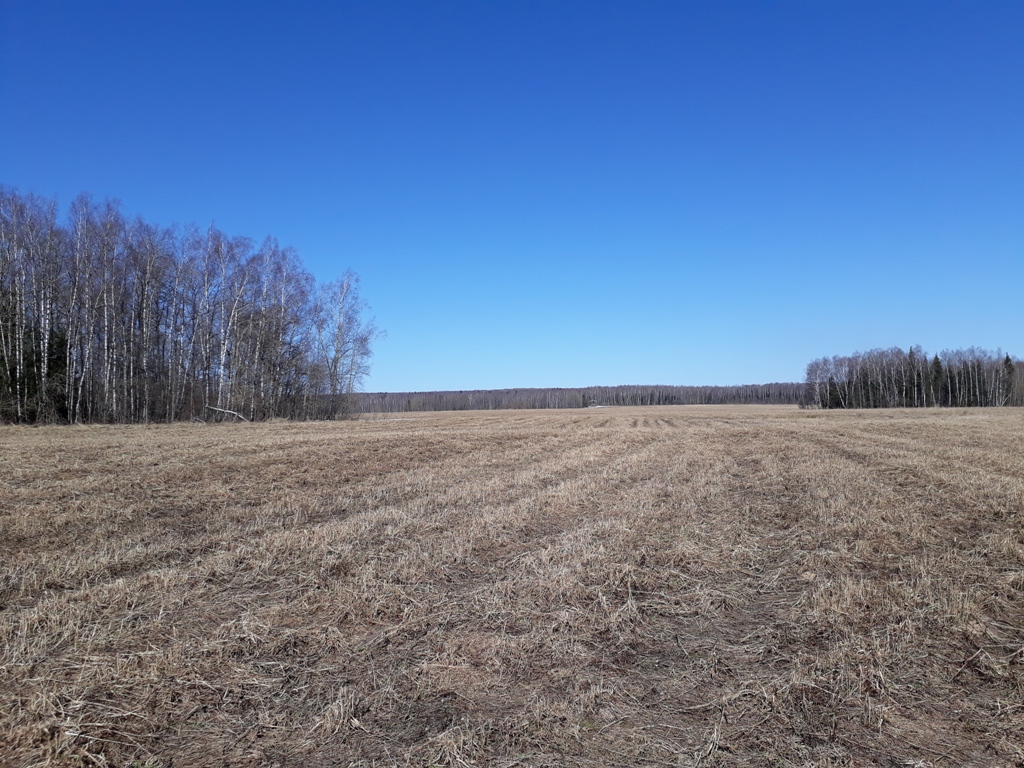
0,187 -> 377,424
363,348 -> 1024,415
358,383 -> 803,412
5,190 -> 1021,424
804,346 -> 1023,409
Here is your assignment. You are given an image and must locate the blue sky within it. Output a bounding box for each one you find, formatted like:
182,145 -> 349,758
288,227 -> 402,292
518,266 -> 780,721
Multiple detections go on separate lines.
2,1 -> 1021,391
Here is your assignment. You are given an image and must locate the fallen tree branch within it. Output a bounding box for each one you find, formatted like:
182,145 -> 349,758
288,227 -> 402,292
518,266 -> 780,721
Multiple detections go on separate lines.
204,405 -> 249,422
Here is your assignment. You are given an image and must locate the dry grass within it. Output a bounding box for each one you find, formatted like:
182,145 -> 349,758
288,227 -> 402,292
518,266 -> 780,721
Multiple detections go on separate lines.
1,405 -> 1022,767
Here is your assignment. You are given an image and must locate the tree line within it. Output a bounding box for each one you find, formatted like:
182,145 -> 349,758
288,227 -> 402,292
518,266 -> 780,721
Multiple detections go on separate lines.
803,346 -> 1022,409
0,186 -> 377,424
358,382 -> 803,413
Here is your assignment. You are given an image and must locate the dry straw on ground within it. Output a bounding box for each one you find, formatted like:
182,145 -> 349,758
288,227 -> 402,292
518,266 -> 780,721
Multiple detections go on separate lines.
1,405 -> 1022,767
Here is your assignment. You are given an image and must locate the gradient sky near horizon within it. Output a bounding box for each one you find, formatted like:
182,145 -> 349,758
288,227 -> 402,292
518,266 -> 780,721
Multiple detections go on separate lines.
2,1 -> 1021,391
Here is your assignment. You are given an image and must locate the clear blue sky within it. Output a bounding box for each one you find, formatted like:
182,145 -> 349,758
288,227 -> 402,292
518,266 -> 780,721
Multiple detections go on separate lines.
2,1 -> 1021,391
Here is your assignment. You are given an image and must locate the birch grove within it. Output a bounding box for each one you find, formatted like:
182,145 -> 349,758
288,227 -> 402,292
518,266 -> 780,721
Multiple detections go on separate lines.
0,187 -> 377,423
804,346 -> 1022,409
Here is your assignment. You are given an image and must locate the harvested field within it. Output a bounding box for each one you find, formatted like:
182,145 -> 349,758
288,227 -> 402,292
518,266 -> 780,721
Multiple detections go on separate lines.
1,405 -> 1023,767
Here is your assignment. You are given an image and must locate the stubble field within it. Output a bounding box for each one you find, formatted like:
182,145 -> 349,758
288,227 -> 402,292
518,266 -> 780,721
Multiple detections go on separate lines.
1,405 -> 1022,767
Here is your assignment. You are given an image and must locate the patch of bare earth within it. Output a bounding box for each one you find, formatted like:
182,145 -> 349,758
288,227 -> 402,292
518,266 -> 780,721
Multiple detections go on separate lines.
1,406 -> 1022,766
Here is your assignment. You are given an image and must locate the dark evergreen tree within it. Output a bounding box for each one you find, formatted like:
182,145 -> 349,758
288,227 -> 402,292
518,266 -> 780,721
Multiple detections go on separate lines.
930,354 -> 945,406
1003,354 -> 1016,404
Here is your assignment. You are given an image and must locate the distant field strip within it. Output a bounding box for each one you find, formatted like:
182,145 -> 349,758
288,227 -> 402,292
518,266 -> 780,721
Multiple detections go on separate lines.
1,406 -> 1022,766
